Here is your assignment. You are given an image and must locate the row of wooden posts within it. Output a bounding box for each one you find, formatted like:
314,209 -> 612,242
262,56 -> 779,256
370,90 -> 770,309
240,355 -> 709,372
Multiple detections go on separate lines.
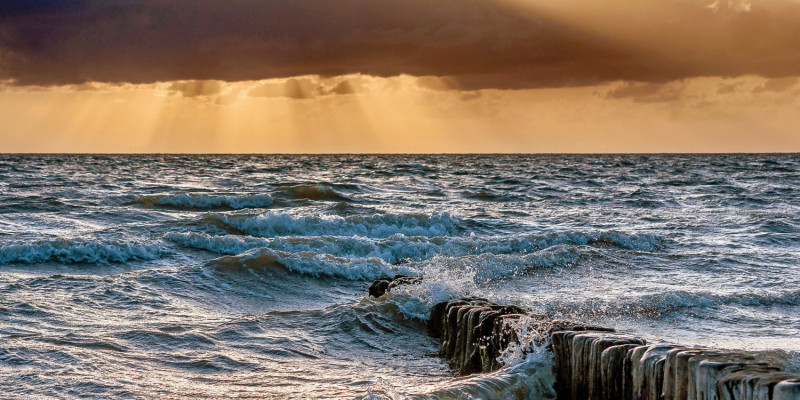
369,276 -> 800,399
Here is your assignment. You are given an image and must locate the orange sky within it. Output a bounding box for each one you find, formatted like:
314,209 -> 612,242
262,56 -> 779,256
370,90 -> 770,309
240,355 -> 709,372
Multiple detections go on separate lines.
1,75 -> 798,153
0,0 -> 798,153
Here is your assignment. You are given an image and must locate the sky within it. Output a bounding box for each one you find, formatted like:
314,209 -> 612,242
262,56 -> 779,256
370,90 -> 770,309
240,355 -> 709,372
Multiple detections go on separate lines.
1,0 -> 799,153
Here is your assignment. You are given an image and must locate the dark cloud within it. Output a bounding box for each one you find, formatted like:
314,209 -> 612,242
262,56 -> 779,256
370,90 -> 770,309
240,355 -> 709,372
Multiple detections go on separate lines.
248,79 -> 322,100
246,76 -> 372,99
0,0 -> 86,17
329,80 -> 359,95
460,92 -> 483,101
717,82 -> 742,94
753,77 -> 799,93
416,76 -> 459,91
1,0 -> 799,89
169,80 -> 224,97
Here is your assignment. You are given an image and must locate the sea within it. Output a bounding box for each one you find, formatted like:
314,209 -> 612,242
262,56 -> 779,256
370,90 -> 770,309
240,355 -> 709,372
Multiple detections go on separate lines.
0,154 -> 798,399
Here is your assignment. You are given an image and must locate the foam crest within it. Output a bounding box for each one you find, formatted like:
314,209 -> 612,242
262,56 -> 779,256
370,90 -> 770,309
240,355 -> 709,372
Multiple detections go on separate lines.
206,247 -> 414,281
210,212 -> 462,238
0,238 -> 166,264
131,193 -> 273,210
165,232 -> 271,255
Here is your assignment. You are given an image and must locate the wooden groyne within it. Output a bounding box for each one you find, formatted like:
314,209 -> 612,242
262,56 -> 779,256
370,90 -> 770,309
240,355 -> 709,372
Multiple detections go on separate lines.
369,276 -> 800,399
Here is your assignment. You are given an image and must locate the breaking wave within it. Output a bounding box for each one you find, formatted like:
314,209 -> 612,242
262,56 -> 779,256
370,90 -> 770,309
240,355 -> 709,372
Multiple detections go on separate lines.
274,184 -> 351,201
167,230 -> 661,264
205,247 -> 413,281
0,238 -> 166,264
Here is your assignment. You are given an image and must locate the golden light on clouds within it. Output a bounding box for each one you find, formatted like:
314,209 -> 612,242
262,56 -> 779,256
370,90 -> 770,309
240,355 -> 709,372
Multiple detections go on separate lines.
1,0 -> 798,153
1,74 -> 798,153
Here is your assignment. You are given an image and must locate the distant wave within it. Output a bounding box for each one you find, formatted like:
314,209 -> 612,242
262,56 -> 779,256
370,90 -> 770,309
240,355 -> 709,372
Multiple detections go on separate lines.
550,289 -> 800,317
167,230 -> 661,264
0,195 -> 72,213
640,290 -> 800,309
128,193 -> 273,210
0,238 -> 166,264
203,212 -> 463,238
274,184 -> 351,201
462,189 -> 531,202
206,248 -> 410,281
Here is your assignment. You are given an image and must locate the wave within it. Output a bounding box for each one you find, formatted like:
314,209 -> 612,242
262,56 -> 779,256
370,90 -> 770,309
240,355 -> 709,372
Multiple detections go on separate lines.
166,230 -> 661,264
203,212 -> 464,238
549,289 -> 800,318
644,289 -> 800,309
0,196 -> 73,214
462,189 -> 531,202
0,238 -> 166,264
273,184 -> 351,201
128,193 -> 273,210
351,248 -> 584,322
409,247 -> 583,286
205,248 -> 413,281
461,249 -> 582,283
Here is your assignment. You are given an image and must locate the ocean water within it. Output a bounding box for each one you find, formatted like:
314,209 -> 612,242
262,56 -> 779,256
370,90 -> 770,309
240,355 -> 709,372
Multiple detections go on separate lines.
1,154 -> 798,399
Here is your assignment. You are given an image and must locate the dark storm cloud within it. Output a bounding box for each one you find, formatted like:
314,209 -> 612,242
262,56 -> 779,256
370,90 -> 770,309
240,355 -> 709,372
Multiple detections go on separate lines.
1,0 -> 799,88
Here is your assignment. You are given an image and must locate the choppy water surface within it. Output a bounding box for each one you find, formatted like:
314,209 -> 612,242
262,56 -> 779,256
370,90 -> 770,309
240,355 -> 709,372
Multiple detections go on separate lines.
1,154 -> 798,399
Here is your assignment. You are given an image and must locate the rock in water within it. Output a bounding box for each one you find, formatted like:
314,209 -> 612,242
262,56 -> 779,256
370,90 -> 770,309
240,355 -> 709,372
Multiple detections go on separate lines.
367,275 -> 422,298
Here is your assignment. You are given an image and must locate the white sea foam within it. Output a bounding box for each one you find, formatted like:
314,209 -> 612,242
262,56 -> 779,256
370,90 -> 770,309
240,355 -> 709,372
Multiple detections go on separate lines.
133,193 -> 274,210
367,303 -> 557,399
366,259 -> 480,321
0,238 -> 166,264
408,339 -> 557,400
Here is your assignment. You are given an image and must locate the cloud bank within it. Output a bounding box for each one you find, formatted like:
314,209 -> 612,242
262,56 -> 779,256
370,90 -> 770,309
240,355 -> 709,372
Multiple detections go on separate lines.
1,74 -> 797,153
1,0 -> 799,88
